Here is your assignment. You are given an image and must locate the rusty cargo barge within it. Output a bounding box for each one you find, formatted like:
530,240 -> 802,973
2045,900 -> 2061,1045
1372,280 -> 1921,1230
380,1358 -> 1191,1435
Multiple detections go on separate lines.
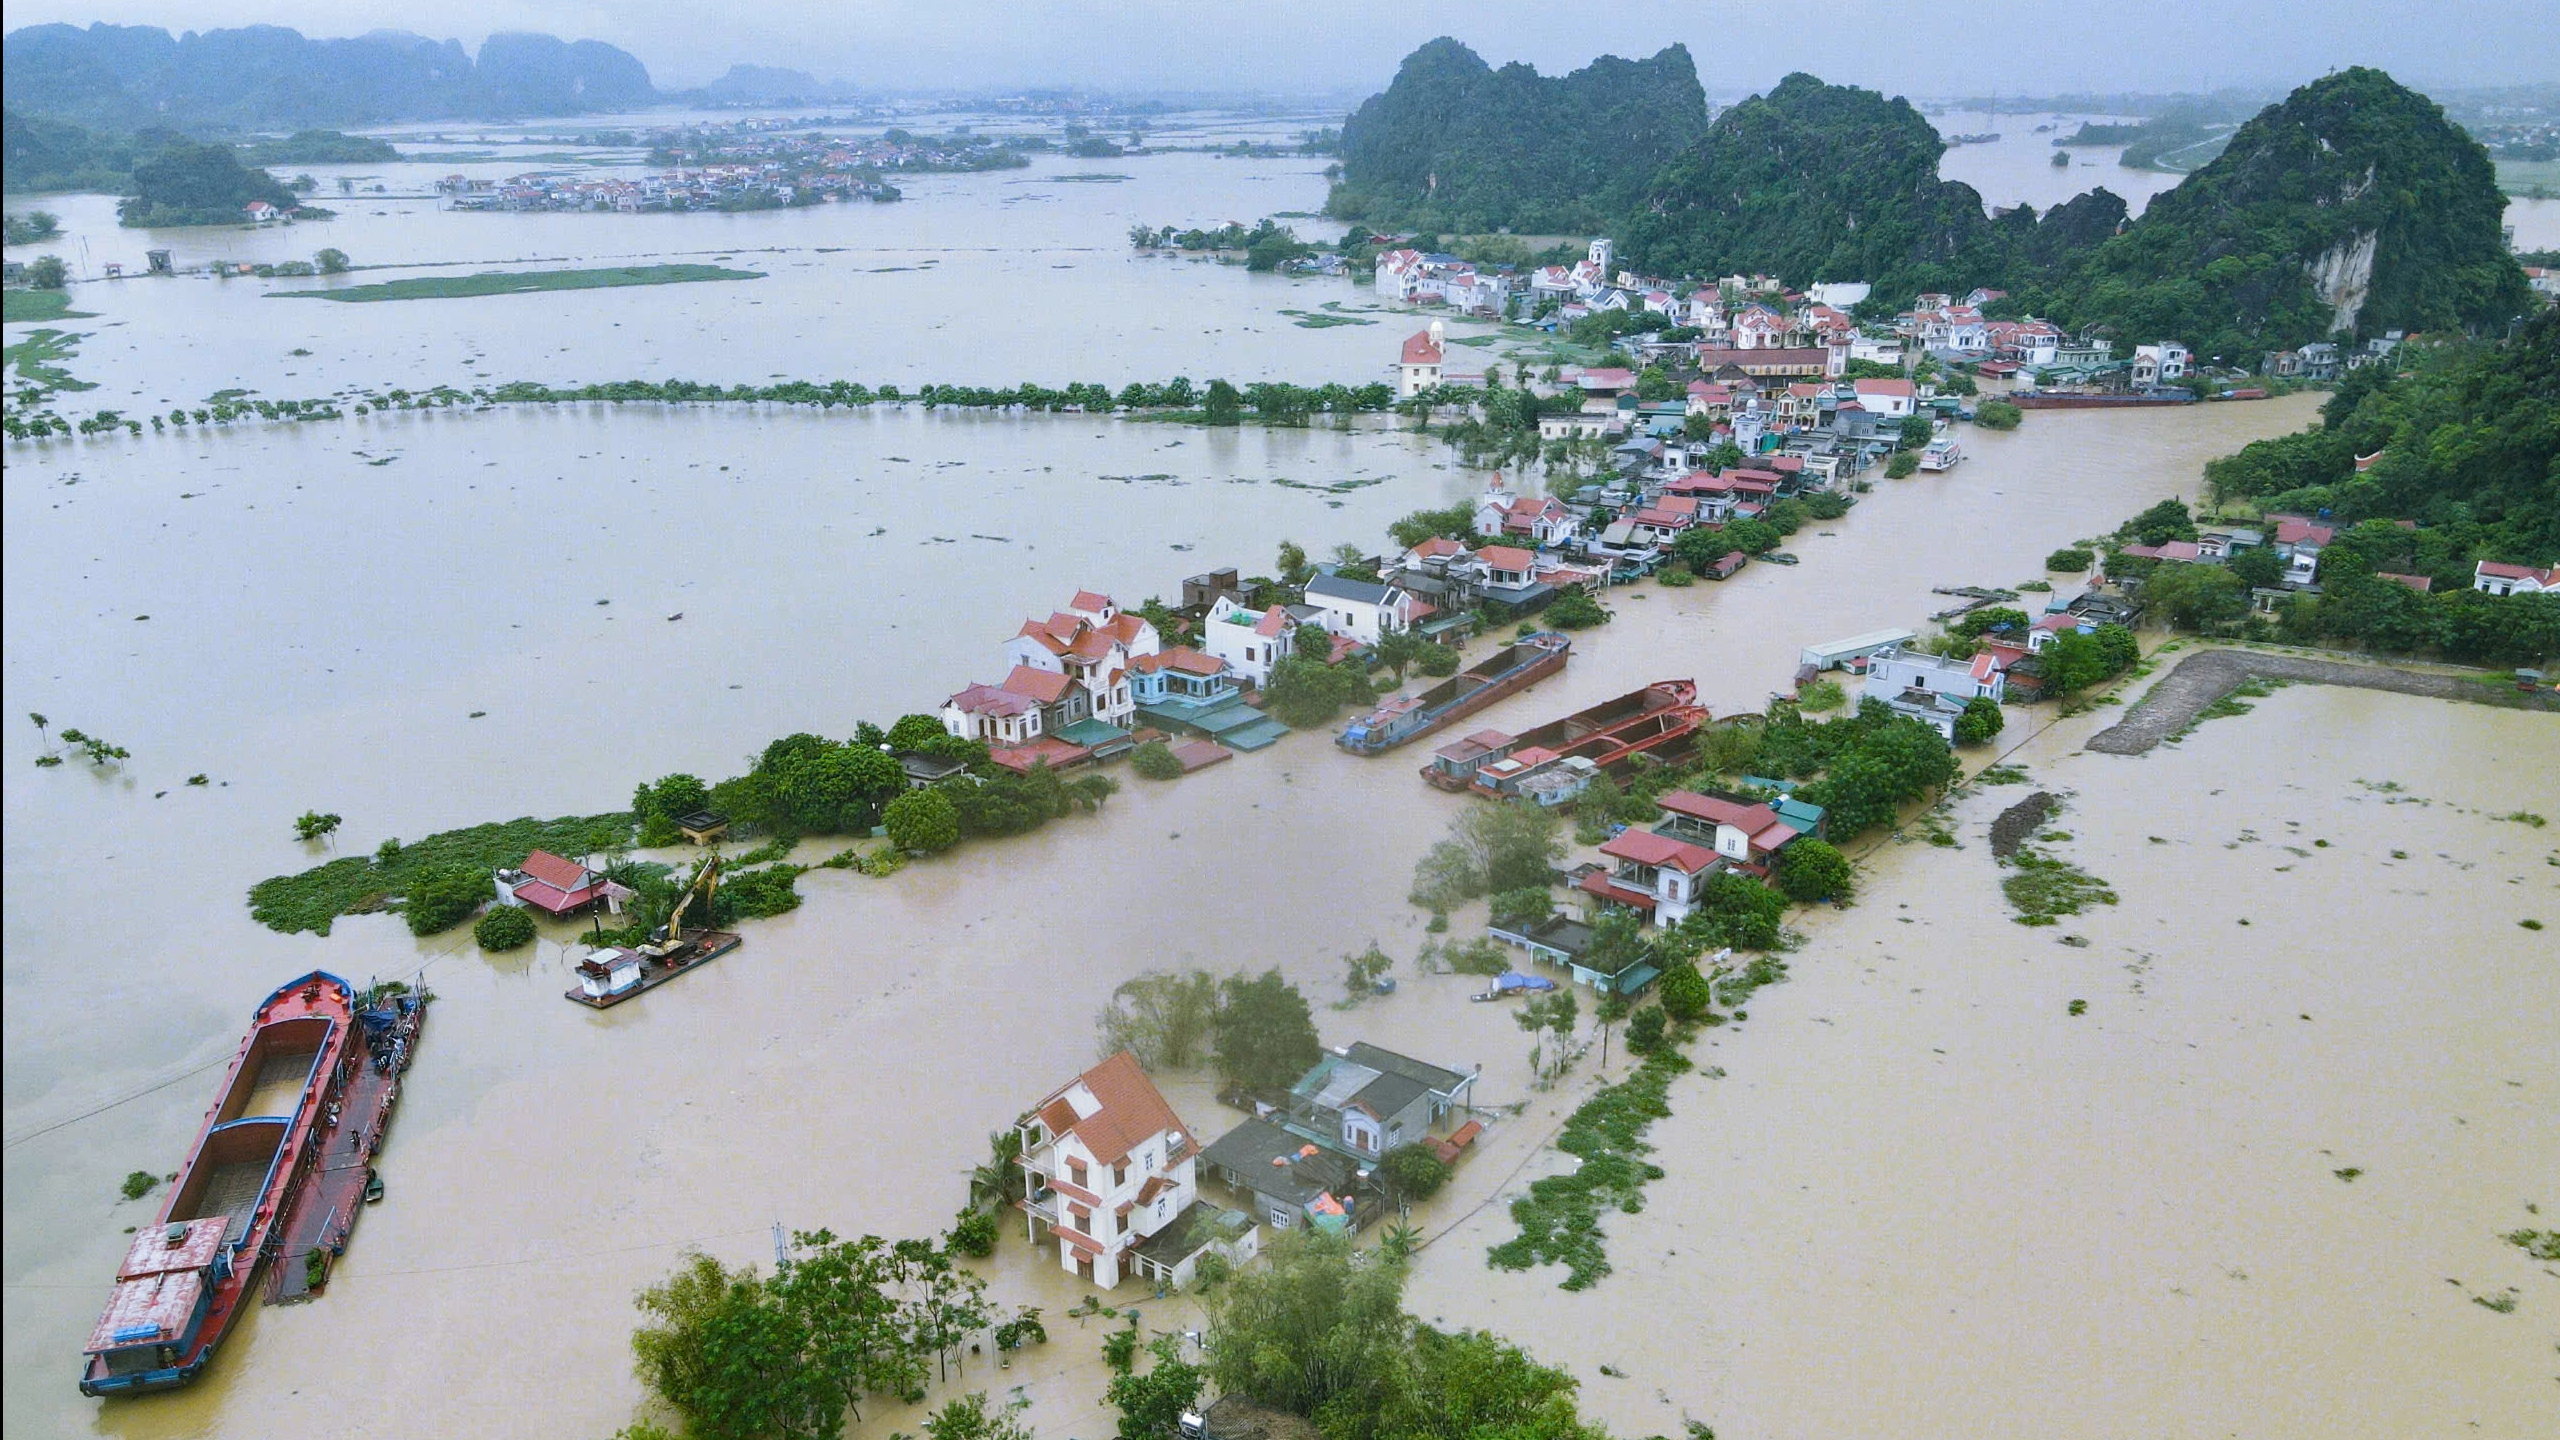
79,973 -> 427,1397
1420,679 -> 1705,792
1336,633 -> 1571,755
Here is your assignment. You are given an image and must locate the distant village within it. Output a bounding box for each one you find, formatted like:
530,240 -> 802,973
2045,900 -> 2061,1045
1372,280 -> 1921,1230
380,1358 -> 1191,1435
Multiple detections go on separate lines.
1366,235 -> 2401,394
432,126 -> 1038,212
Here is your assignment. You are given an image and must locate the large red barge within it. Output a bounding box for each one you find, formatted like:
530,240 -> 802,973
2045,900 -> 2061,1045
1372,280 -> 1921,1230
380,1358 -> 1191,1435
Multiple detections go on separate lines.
1420,680 -> 1704,792
79,971 -> 424,1396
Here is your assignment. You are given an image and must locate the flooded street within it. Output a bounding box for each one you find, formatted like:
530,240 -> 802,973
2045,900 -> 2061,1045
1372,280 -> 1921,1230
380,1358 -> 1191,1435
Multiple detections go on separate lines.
7,110 -> 2553,1440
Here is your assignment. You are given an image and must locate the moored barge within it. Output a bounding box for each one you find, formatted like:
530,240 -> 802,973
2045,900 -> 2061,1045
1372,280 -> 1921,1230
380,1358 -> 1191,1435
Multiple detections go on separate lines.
1421,680 -> 1702,791
2006,389 -> 2197,409
81,972 -> 357,1396
1337,633 -> 1570,755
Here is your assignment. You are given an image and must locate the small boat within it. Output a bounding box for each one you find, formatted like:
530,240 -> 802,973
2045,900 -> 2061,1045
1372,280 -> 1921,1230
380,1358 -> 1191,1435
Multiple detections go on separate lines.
1471,971 -> 1558,1001
81,974 -> 357,1397
1763,552 -> 1800,566
362,1170 -> 384,1205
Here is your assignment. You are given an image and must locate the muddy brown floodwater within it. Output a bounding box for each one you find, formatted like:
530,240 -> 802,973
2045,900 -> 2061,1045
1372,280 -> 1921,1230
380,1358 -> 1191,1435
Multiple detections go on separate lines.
8,322 -> 2549,1440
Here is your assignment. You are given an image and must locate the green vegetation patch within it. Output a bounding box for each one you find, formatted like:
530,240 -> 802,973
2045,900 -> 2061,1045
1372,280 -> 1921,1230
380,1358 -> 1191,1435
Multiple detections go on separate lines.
3,327 -> 95,392
2002,847 -> 2119,927
1277,308 -> 1375,328
1487,1049 -> 1687,1290
270,263 -> 765,303
248,812 -> 632,935
2,290 -> 94,323
2503,1228 -> 2560,1262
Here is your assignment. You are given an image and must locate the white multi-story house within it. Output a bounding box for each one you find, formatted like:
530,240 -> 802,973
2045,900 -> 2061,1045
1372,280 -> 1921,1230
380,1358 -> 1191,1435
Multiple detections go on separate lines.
1302,573 -> 1419,645
1848,334 -> 1904,368
2133,341 -> 2190,384
1397,322 -> 1445,398
1016,1051 -> 1200,1290
1000,591 -> 1157,726
1585,828 -> 1720,926
1851,376 -> 1916,419
1869,645 -> 2004,703
1200,597 -> 1296,687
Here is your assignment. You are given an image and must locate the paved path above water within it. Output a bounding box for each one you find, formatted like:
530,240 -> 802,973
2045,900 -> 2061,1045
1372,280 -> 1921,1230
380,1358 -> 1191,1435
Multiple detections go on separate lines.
2087,648 -> 2559,755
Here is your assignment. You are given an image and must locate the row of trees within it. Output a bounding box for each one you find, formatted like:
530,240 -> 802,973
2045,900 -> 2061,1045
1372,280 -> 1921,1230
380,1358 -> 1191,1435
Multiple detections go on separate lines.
7,375 -> 1409,446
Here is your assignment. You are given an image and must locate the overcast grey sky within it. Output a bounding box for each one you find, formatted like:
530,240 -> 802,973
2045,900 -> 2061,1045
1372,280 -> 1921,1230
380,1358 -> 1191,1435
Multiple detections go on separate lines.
10,0 -> 2560,96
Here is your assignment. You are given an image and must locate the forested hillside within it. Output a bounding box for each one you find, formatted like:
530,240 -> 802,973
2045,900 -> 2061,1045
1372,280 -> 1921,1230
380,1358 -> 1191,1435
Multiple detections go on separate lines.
2202,308 -> 2559,560
2024,68 -> 2531,361
1327,38 -> 1708,234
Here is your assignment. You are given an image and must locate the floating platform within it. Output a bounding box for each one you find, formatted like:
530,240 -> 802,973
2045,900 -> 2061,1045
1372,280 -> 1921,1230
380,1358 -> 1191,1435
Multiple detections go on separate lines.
269,991 -> 425,1303
562,931 -> 743,1009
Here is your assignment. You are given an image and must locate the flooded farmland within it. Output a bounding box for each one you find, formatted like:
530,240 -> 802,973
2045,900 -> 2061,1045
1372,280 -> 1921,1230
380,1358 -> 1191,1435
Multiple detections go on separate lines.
6,117 -> 2554,1440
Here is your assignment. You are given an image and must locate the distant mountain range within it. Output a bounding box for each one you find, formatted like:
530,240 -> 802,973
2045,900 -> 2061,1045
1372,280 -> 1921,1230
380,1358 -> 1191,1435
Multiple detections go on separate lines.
1,22 -> 657,130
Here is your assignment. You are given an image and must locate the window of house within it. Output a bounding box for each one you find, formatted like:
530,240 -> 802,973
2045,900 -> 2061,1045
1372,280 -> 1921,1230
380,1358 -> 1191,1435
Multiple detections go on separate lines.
1116,1210 -> 1130,1235
1068,1160 -> 1087,1189
1112,1161 -> 1127,1188
1069,1205 -> 1089,1233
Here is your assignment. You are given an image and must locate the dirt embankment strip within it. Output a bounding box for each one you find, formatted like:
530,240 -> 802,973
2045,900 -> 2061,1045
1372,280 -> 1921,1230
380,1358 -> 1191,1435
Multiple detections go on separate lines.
2088,648 -> 2558,755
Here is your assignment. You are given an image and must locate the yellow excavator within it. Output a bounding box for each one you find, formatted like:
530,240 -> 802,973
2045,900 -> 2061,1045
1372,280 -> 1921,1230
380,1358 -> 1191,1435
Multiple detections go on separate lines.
638,852 -> 721,962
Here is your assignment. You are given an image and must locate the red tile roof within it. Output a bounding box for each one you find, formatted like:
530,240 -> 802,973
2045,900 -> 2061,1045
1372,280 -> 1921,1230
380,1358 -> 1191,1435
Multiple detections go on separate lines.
1476,544 -> 1535,571
1657,790 -> 1779,838
2273,518 -> 2335,547
2475,560 -> 2555,583
1133,646 -> 1226,676
520,850 -> 592,892
1401,329 -> 1444,365
1031,1050 -> 1189,1168
1600,828 -> 1719,873
1071,590 -> 1115,612
1253,605 -> 1290,638
1001,665 -> 1075,704
949,682 -> 1037,717
1853,377 -> 1915,397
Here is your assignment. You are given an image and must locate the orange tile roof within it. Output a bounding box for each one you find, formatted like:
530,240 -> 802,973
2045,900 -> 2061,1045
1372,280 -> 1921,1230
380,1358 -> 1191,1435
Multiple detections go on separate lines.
1001,665 -> 1075,704
1477,544 -> 1535,571
1071,589 -> 1116,612
1032,1050 -> 1189,1167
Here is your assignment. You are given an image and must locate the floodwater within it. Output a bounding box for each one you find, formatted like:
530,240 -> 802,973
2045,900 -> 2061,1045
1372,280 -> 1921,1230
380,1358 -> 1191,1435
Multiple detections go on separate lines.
6,112 -> 2549,1440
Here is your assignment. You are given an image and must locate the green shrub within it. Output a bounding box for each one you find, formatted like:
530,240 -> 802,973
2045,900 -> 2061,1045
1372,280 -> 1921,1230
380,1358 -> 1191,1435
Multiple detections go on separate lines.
1130,740 -> 1186,780
1884,451 -> 1919,479
1545,591 -> 1609,629
1377,1143 -> 1451,1202
1773,838 -> 1852,903
473,904 -> 537,951
948,1208 -> 1000,1257
1655,563 -> 1695,587
1418,644 -> 1462,676
120,1170 -> 158,1201
1974,400 -> 2022,430
1797,679 -> 1846,712
883,788 -> 962,853
404,863 -> 489,936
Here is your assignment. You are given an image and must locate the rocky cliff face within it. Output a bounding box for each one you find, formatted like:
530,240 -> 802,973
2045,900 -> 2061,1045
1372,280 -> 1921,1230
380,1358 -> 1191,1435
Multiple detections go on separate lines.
2306,229 -> 2381,335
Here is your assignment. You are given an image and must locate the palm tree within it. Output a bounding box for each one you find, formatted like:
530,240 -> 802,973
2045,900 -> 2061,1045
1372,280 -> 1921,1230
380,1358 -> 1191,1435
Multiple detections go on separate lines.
968,1128 -> 1026,1213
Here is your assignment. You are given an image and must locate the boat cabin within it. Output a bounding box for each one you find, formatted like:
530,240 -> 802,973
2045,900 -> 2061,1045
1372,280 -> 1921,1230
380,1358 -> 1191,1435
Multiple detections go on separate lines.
84,1219 -> 228,1388
575,947 -> 646,1000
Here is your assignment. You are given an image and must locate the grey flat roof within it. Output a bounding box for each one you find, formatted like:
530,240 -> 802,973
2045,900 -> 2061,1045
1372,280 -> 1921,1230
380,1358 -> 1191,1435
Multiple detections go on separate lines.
1305,573 -> 1396,606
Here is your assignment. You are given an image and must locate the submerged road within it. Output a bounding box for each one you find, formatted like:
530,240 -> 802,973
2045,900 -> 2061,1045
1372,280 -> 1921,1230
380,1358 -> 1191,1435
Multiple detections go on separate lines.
2087,645 -> 2559,755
